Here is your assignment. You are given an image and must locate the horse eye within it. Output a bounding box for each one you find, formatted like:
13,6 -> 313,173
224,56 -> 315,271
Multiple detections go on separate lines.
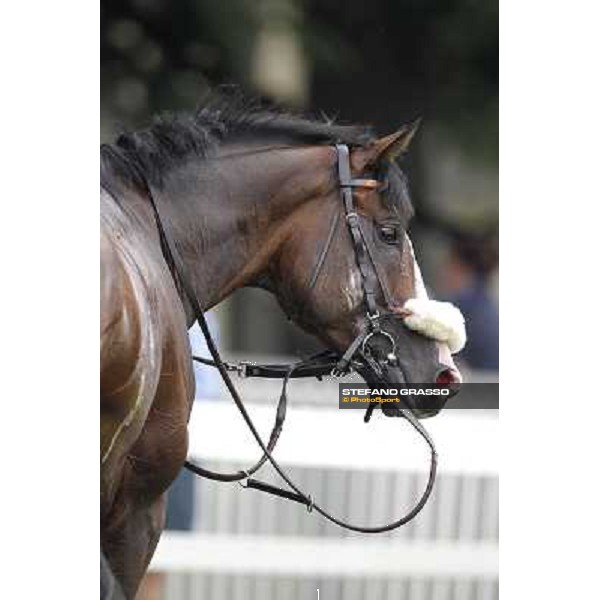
378,224 -> 400,245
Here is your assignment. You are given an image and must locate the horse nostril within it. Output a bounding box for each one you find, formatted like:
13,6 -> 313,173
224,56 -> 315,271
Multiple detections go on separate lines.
435,368 -> 462,386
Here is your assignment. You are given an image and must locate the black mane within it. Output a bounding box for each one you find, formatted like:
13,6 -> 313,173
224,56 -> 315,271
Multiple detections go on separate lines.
101,94 -> 413,225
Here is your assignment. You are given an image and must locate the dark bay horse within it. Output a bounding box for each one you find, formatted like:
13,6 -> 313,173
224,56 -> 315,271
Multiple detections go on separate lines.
100,100 -> 462,597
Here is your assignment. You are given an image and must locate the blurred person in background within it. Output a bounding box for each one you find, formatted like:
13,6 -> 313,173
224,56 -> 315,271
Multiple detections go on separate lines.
439,232 -> 499,371
138,314 -> 221,600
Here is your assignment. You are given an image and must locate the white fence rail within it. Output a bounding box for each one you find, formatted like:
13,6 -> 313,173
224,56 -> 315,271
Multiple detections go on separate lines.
186,400 -> 498,475
149,398 -> 499,600
153,533 -> 498,578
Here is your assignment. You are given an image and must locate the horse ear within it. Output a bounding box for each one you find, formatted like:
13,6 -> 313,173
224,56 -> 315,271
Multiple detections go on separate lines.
352,119 -> 421,171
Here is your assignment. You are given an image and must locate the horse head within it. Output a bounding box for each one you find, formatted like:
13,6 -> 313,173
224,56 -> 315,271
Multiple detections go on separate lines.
104,105 -> 465,418
269,122 -> 464,418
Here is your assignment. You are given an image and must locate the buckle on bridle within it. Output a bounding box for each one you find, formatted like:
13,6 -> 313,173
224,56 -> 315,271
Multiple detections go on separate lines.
345,211 -> 359,224
225,361 -> 250,378
361,329 -> 397,366
331,363 -> 348,378
367,311 -> 380,323
238,363 -> 249,378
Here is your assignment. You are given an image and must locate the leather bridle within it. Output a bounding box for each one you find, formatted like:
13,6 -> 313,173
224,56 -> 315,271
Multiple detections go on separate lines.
102,143 -> 437,533
289,144 -> 405,378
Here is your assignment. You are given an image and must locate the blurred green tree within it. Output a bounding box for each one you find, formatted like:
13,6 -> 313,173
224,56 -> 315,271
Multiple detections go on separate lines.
101,0 -> 497,163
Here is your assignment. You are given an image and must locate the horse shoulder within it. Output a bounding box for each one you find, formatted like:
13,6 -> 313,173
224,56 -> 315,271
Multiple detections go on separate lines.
100,192 -> 193,503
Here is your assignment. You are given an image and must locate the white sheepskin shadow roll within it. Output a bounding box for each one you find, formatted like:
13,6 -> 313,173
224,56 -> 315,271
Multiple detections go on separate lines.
401,298 -> 467,354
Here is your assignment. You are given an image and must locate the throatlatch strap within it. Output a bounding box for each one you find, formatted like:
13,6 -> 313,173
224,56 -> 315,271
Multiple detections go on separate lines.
307,207 -> 342,292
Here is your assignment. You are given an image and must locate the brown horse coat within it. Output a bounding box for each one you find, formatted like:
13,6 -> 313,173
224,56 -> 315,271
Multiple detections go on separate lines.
101,186 -> 194,596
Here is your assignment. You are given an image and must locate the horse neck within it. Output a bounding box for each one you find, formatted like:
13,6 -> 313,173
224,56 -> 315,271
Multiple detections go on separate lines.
147,144 -> 334,322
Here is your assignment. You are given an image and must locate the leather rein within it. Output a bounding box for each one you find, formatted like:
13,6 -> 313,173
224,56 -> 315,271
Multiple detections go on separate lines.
106,143 -> 437,533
